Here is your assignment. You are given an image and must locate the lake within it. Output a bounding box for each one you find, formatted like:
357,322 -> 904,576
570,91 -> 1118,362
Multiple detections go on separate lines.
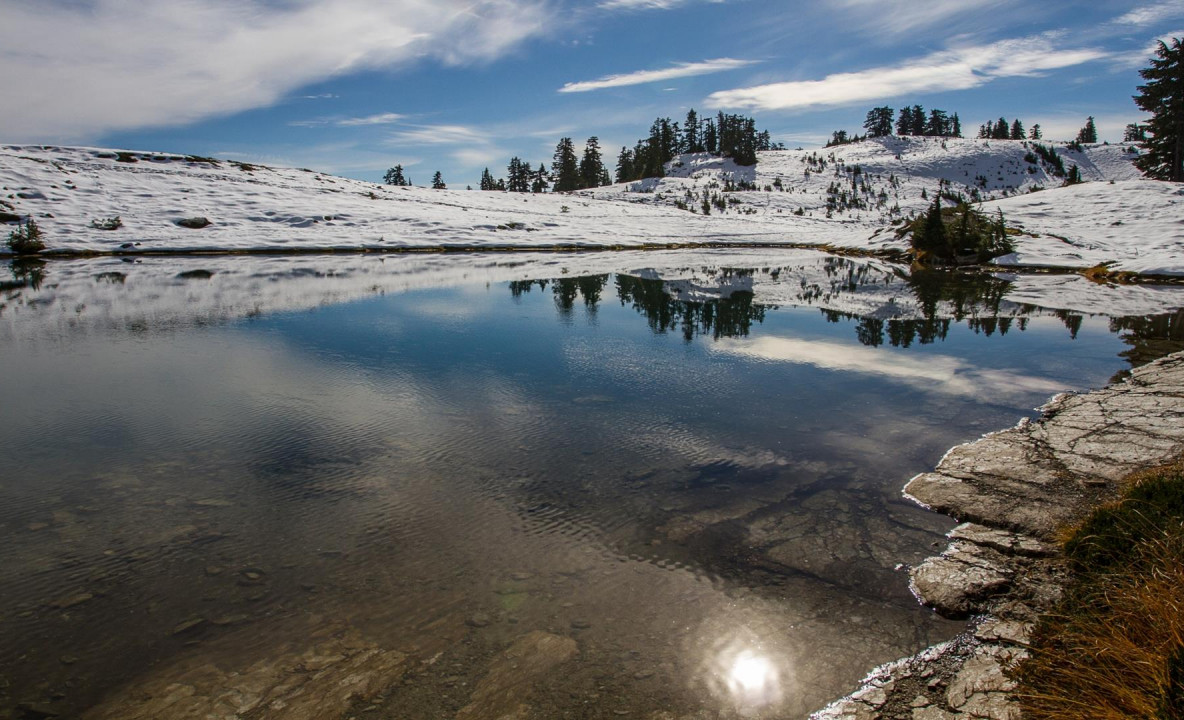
1,250 -> 1181,719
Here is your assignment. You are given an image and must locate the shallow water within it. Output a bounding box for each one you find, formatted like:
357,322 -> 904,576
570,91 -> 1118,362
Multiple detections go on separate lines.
1,251 -> 1181,719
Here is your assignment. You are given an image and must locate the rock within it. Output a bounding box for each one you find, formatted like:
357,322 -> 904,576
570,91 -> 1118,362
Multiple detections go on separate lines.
172,618 -> 206,636
455,631 -> 578,720
570,619 -> 592,630
945,651 -> 1015,710
50,592 -> 94,610
465,612 -> 492,628
175,217 -> 211,229
909,543 -> 1011,618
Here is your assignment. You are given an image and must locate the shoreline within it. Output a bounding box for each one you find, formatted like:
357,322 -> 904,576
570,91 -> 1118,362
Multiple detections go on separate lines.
813,352 -> 1184,719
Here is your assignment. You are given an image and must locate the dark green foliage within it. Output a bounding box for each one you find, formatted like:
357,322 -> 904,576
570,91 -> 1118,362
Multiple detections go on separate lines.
6,219 -> 45,254
1078,116 -> 1099,144
1126,123 -> 1149,142
552,138 -> 581,192
383,165 -> 409,186
578,137 -> 606,189
864,106 -> 894,137
1010,119 -> 1025,140
90,216 -> 122,230
904,200 -> 1013,264
480,167 -> 497,191
115,151 -> 138,163
1030,124 -> 1042,140
531,163 -> 550,194
1064,467 -> 1184,575
1031,143 -> 1067,177
1136,39 -> 1184,181
683,109 -> 702,152
431,171 -> 445,190
507,158 -> 532,192
1064,165 -> 1084,186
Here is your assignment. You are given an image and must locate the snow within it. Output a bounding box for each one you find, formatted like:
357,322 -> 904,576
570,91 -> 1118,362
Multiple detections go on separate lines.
1,138 -> 1182,275
3,250 -> 1180,347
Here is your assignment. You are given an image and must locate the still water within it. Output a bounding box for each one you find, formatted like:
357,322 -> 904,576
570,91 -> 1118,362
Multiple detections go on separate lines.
1,251 -> 1181,719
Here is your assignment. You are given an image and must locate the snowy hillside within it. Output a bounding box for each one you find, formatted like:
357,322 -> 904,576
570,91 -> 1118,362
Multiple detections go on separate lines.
2,139 -> 1182,275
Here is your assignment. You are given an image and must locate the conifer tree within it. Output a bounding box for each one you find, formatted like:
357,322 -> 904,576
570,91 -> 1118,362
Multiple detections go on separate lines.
1124,123 -> 1148,142
1077,116 -> 1098,144
1029,124 -> 1043,140
704,119 -> 718,154
1010,119 -> 1025,140
480,167 -> 496,191
992,118 -> 1011,140
1135,38 -> 1184,180
579,137 -> 606,189
384,165 -> 408,186
431,171 -> 445,190
531,163 -> 550,193
926,109 -> 948,136
951,113 -> 962,138
615,147 -> 634,184
910,106 -> 926,135
552,137 -> 581,192
864,106 -> 895,137
683,109 -> 702,152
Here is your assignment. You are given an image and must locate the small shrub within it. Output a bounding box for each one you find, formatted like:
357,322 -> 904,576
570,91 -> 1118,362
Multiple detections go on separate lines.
900,200 -> 1013,265
7,219 -> 45,255
115,152 -> 138,163
176,217 -> 211,229
90,216 -> 122,230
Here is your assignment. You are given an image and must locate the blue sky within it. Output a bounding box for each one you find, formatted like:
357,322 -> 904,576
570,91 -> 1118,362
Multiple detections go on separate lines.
1,0 -> 1181,186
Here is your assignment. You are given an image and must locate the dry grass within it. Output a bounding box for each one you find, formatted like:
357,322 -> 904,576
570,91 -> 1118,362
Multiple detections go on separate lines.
1015,461 -> 1184,719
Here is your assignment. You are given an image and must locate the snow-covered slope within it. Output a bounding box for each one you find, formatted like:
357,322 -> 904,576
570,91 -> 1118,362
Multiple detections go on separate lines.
1,140 -> 1181,275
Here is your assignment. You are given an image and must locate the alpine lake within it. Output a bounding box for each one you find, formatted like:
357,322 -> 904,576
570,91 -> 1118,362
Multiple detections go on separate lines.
1,249 -> 1182,720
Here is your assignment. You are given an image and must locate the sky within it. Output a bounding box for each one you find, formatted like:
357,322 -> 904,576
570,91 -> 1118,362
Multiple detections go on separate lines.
1,0 -> 1181,186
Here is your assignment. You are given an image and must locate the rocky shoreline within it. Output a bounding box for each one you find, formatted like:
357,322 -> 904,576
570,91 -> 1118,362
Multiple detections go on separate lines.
814,351 -> 1184,720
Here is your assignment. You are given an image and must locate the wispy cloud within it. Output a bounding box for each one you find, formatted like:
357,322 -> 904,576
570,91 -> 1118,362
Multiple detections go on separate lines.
1115,1 -> 1184,26
560,58 -> 758,93
0,0 -> 550,142
391,124 -> 487,145
598,0 -> 723,10
338,112 -> 405,126
827,0 -> 1008,35
712,336 -> 1068,399
707,34 -> 1108,111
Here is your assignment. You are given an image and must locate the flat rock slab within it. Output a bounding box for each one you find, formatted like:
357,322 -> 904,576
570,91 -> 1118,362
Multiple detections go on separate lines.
815,352 -> 1184,719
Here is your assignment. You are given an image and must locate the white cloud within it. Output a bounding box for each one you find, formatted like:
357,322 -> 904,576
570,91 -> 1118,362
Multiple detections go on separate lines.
391,125 -> 488,145
827,0 -> 1004,35
598,0 -> 722,9
1115,1 -> 1184,25
707,35 -> 1108,112
338,112 -> 405,127
0,0 -> 550,142
559,58 -> 758,93
712,336 -> 1068,399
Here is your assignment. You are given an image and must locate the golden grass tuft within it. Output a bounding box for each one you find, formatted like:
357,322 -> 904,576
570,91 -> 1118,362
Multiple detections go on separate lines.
1015,461 -> 1184,720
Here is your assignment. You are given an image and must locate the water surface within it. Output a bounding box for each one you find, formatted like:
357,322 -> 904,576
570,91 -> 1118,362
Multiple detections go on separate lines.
1,251 -> 1181,719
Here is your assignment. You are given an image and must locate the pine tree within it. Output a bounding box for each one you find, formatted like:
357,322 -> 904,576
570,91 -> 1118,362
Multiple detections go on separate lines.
979,122 -> 992,139
704,119 -> 718,154
1010,119 -> 1025,140
683,109 -> 701,152
615,147 -> 634,184
910,106 -> 926,135
431,171 -> 445,190
531,163 -> 550,193
864,106 -> 895,137
926,109 -> 948,137
579,137 -> 605,189
1029,124 -> 1042,140
1135,39 -> 1184,180
1124,123 -> 1148,142
383,165 -> 408,186
898,108 -> 914,136
1077,116 -> 1098,144
951,113 -> 962,138
480,167 -> 495,191
1064,164 -> 1083,186
552,137 -> 581,192
992,118 -> 1010,140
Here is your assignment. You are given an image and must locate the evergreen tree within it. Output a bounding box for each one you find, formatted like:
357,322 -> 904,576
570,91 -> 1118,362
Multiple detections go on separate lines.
579,137 -> 606,189
951,113 -> 962,138
1077,116 -> 1098,144
1135,38 -> 1184,180
531,163 -> 550,193
615,147 -> 634,184
864,106 -> 895,137
480,167 -> 496,191
552,137 -> 581,192
1029,124 -> 1043,140
992,117 -> 1011,140
683,109 -> 702,152
383,164 -> 408,186
1010,119 -> 1025,140
1064,164 -> 1083,185
704,119 -> 718,154
926,109 -> 949,136
979,122 -> 992,139
431,171 -> 445,190
910,105 -> 926,135
897,108 -> 914,136
1124,123 -> 1148,142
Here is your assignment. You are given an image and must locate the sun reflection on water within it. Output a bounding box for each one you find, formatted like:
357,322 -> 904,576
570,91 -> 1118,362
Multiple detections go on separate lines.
699,626 -> 791,716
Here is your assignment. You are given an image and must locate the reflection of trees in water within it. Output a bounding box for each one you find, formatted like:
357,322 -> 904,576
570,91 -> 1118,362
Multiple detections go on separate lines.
796,257 -> 899,305
1111,310 -> 1184,371
615,275 -> 770,342
3,259 -> 47,292
509,275 -> 611,318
